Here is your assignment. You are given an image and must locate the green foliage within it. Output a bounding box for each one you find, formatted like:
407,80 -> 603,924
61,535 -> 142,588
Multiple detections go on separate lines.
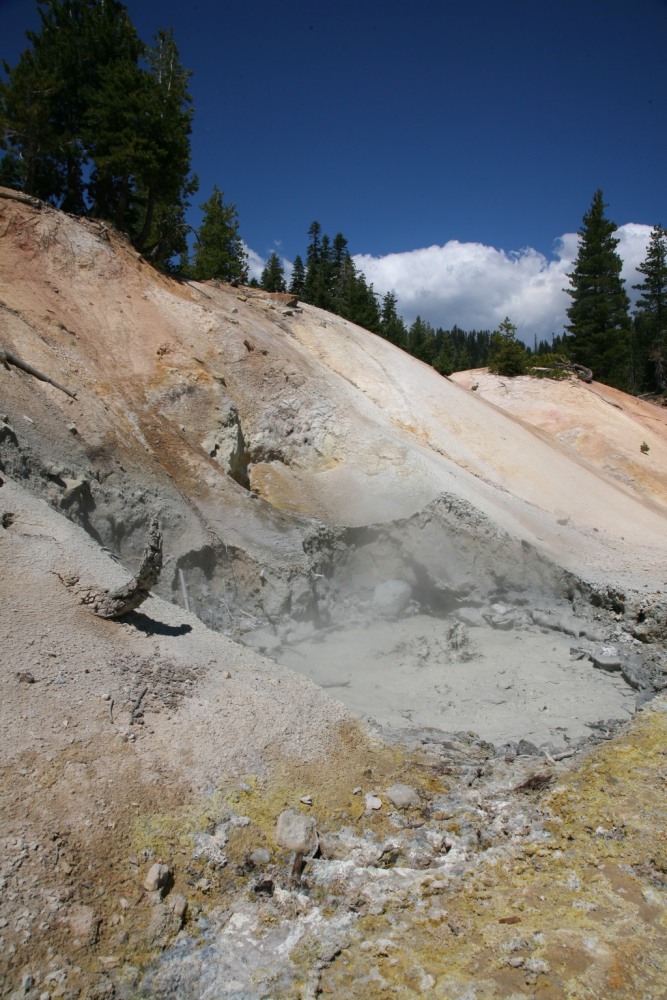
408,316 -> 436,364
527,354 -> 572,380
565,189 -> 631,389
0,1 -> 197,268
192,186 -> 247,283
633,224 -> 667,393
534,333 -> 568,356
488,317 -> 529,376
641,441 -> 650,454
379,292 -> 407,348
260,252 -> 286,292
299,222 -> 380,332
288,255 -> 305,296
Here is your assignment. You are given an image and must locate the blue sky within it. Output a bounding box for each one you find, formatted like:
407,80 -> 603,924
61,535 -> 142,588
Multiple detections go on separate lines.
2,0 -> 666,340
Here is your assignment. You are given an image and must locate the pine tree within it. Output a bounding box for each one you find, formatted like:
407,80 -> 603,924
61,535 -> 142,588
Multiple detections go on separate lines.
454,344 -> 472,372
433,334 -> 455,376
0,2 -> 196,268
488,317 -> 528,376
260,251 -> 286,292
408,316 -> 436,364
379,291 -> 407,347
131,28 -> 197,257
192,187 -> 247,283
633,224 -> 667,392
303,222 -> 334,308
344,271 -> 380,332
289,255 -> 305,296
565,190 -> 630,389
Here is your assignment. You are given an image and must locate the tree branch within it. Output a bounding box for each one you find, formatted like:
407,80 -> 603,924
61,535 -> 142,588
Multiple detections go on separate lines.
1,345 -> 78,399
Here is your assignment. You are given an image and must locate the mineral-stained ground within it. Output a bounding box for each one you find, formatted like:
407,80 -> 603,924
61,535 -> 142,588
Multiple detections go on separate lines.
1,188 -> 666,998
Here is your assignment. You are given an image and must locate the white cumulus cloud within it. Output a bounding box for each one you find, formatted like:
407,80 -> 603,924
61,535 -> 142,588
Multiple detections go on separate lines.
353,224 -> 653,343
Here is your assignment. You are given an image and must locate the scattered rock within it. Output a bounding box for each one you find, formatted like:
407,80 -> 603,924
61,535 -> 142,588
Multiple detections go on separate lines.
516,739 -> 540,756
143,862 -> 172,894
249,848 -> 271,867
192,827 -> 228,869
385,783 -> 420,810
275,809 -> 318,855
483,603 -> 516,630
592,645 -> 622,672
365,793 -> 383,812
67,904 -> 100,947
167,893 -> 188,922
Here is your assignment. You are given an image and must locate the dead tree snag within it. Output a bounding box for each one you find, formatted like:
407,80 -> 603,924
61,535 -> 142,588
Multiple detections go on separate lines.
81,515 -> 163,619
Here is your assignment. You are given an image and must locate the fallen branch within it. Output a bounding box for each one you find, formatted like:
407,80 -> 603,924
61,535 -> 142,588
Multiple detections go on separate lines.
81,515 -> 163,619
0,187 -> 43,208
1,345 -> 78,399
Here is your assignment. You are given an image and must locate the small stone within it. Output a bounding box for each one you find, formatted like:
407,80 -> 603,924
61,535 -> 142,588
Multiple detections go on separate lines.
365,793 -> 383,811
98,956 -> 120,968
352,786 -> 362,795
385,783 -> 419,810
222,670 -> 231,679
167,894 -> 188,920
143,862 -> 172,893
592,645 -> 622,672
275,809 -> 318,854
249,848 -> 271,867
67,904 -> 99,946
67,423 -> 78,435
524,958 -> 550,974
299,795 -> 313,806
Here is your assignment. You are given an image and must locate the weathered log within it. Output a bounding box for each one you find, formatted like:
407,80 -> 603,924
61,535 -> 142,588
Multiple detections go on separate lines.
570,363 -> 593,383
0,187 -> 43,209
528,358 -> 593,384
1,346 -> 78,399
87,515 -> 163,619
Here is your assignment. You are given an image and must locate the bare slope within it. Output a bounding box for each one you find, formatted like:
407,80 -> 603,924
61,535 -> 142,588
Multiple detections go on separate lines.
2,191 -> 667,998
2,189 -> 667,600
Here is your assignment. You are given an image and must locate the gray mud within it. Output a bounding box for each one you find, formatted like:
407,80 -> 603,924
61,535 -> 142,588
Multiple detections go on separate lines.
270,612 -> 635,748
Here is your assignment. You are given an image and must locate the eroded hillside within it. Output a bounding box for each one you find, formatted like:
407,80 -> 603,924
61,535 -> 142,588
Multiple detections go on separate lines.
1,189 -> 667,998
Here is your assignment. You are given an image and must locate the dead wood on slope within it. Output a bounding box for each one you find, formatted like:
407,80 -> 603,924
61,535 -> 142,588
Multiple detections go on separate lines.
79,515 -> 163,619
1,344 -> 78,399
